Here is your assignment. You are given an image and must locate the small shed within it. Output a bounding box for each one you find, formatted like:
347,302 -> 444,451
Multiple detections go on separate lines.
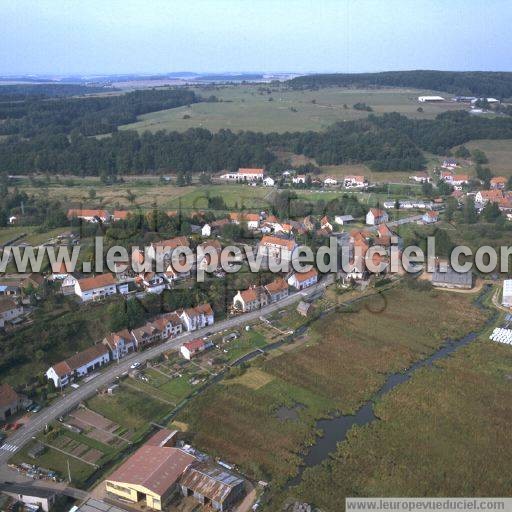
297,301 -> 312,317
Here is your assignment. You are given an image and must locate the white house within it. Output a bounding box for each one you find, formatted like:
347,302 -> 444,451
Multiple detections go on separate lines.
451,174 -> 469,186
323,176 -> 338,186
102,329 -> 136,360
74,274 -> 118,302
258,235 -> 298,262
441,158 -> 458,170
61,274 -> 78,295
475,190 -> 503,205
264,278 -> 289,303
201,224 -> 212,237
153,312 -> 183,339
409,172 -> 431,183
179,303 -> 214,331
366,208 -> 389,226
0,298 -> 23,328
263,177 -> 275,187
180,338 -> 214,360
503,280 -> 512,307
220,168 -> 265,181
422,211 -> 439,224
46,344 -> 110,388
288,268 -> 318,290
334,215 -> 354,225
343,175 -> 367,188
233,286 -> 269,312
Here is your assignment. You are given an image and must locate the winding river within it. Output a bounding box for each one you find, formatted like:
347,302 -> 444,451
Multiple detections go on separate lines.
287,286 -> 495,487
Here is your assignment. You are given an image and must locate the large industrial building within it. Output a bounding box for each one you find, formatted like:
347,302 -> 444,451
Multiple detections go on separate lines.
104,429 -> 246,511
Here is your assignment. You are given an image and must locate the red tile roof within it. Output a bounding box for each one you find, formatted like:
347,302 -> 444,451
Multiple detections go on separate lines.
370,208 -> 385,217
113,210 -> 129,220
77,274 -> 117,291
152,236 -> 189,249
264,278 -> 288,294
67,209 -> 108,219
183,338 -> 206,352
259,235 -> 296,251
293,267 -> 318,282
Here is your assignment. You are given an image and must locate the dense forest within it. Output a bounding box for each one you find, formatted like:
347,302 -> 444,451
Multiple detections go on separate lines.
0,87 -> 197,136
0,83 -> 114,99
287,70 -> 512,98
1,81 -> 512,175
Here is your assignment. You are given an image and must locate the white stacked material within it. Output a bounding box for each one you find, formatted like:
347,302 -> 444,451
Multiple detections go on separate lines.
489,327 -> 512,345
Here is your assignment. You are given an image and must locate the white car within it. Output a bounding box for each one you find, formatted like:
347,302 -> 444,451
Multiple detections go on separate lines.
130,361 -> 141,369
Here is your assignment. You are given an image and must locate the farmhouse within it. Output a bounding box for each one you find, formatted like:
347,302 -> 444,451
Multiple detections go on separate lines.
113,210 -> 130,221
0,383 -> 23,421
258,235 -> 298,261
263,176 -> 275,187
502,280 -> 512,307
264,278 -> 289,303
233,286 -> 269,312
323,176 -> 338,186
179,303 -> 214,331
432,267 -> 472,289
490,176 -> 507,190
102,329 -> 136,360
422,210 -> 439,224
229,212 -> 260,230
475,189 -> 503,204
343,175 -> 367,188
74,274 -> 117,302
46,344 -> 110,388
409,172 -> 431,183
220,168 -> 264,181
441,158 -> 458,169
366,208 -> 389,226
0,298 -> 23,328
67,209 -> 110,223
180,338 -> 213,360
288,267 -> 319,290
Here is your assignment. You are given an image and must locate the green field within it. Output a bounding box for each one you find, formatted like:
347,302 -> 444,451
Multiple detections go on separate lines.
120,85 -> 465,134
464,139 -> 512,177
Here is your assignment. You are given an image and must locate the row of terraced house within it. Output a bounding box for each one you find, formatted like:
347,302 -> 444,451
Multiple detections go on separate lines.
45,303 -> 214,388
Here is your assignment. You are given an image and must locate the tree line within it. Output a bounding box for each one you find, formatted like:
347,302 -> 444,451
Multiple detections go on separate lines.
287,70 -> 512,98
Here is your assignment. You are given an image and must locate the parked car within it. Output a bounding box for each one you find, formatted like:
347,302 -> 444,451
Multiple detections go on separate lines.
130,361 -> 141,369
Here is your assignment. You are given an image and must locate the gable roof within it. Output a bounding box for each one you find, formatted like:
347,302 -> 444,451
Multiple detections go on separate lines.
183,338 -> 206,352
77,274 -> 116,291
107,445 -> 196,496
179,462 -> 244,504
67,209 -> 108,219
259,235 -> 297,251
293,267 -> 318,283
64,344 -> 109,371
113,210 -> 129,220
369,208 -> 385,217
264,278 -> 288,294
0,298 -> 19,314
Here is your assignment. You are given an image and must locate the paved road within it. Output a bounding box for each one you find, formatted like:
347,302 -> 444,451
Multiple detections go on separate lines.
0,276 -> 333,470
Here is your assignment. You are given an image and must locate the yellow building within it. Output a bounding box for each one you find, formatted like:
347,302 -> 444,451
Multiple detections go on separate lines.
105,443 -> 195,510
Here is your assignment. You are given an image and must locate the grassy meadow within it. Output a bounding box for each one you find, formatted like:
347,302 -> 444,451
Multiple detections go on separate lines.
173,285 -> 488,487
119,85 -> 465,134
288,339 -> 512,510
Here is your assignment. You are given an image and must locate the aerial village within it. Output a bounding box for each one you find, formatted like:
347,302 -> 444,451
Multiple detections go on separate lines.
1,152 -> 512,512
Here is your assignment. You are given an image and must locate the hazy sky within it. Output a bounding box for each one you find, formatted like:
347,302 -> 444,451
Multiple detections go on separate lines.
1,0 -> 511,75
